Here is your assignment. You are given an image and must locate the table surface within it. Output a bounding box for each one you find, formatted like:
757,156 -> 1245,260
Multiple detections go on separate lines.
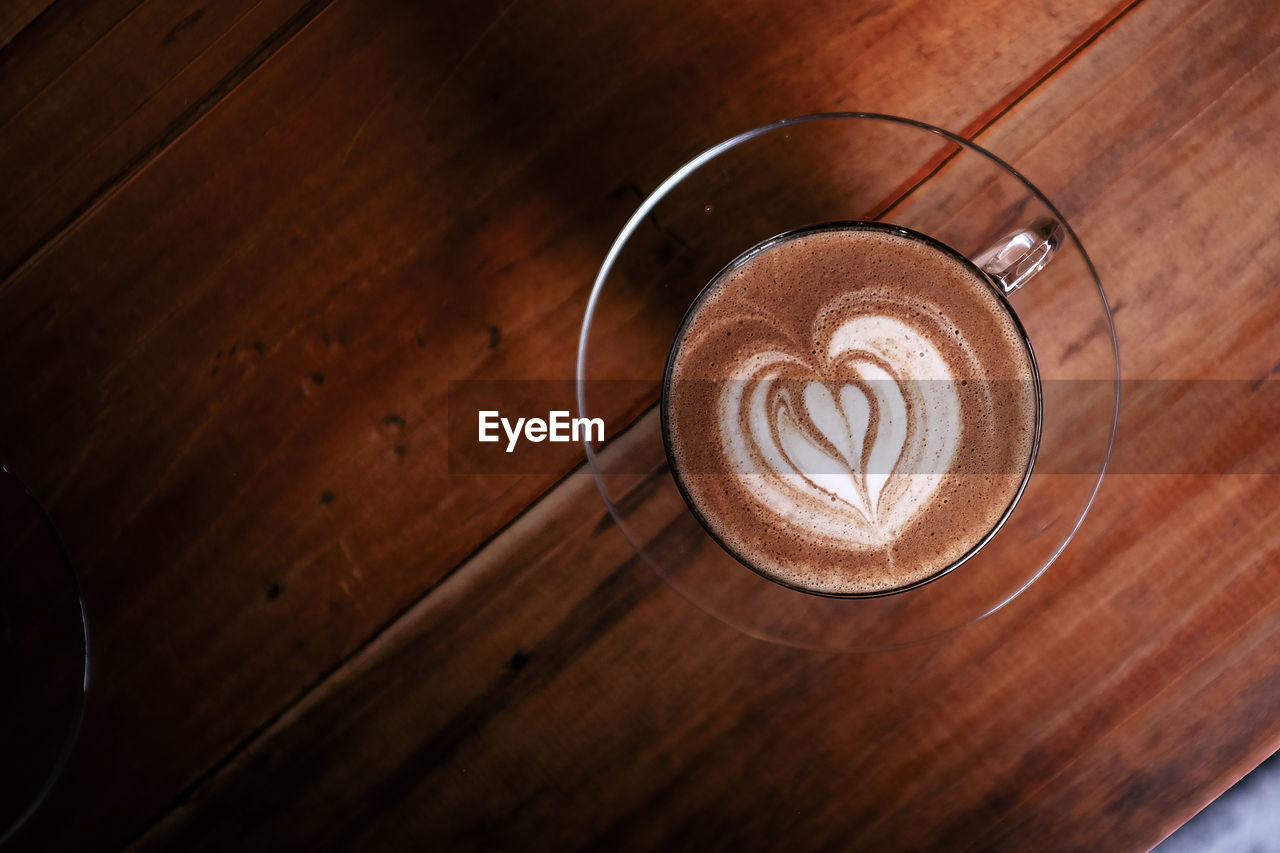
2,0 -> 1278,849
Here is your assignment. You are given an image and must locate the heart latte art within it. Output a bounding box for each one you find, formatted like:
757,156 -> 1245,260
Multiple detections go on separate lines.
723,314 -> 960,546
663,225 -> 1038,595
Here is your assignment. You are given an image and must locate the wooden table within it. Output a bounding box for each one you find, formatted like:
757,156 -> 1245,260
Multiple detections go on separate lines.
2,0 -> 1278,849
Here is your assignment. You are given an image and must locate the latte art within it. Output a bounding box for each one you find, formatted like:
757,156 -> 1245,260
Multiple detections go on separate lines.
724,314 -> 960,547
663,224 -> 1038,595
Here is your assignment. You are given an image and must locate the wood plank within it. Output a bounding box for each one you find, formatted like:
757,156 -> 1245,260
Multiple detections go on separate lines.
0,0 -> 1133,849
127,0 -> 1280,848
0,0 -> 54,52
129,471 -> 1280,850
0,0 -> 329,283
0,2 -> 142,123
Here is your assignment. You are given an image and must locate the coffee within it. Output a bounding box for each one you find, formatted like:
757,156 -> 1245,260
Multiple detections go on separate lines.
662,223 -> 1039,595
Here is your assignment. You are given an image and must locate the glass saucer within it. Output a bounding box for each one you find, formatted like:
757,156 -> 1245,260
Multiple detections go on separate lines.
577,114 -> 1118,652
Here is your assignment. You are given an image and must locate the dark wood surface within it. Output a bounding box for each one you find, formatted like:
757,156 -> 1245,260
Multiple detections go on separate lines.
1,0 -> 1277,849
0,1 -> 51,51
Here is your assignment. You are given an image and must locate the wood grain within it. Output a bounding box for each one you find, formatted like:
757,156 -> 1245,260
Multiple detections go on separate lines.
0,0 -> 1134,849
1,2 -> 148,125
0,0 -> 329,283
123,0 -> 1280,849
0,1 -> 53,52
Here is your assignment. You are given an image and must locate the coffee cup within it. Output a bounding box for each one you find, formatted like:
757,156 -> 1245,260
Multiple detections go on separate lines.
662,218 -> 1060,597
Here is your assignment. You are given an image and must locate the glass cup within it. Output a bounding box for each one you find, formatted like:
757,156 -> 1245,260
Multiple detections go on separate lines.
661,217 -> 1054,598
0,463 -> 90,843
577,114 -> 1118,651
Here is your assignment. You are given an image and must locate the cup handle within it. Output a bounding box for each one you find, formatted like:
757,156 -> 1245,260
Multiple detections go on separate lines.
971,217 -> 1063,294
